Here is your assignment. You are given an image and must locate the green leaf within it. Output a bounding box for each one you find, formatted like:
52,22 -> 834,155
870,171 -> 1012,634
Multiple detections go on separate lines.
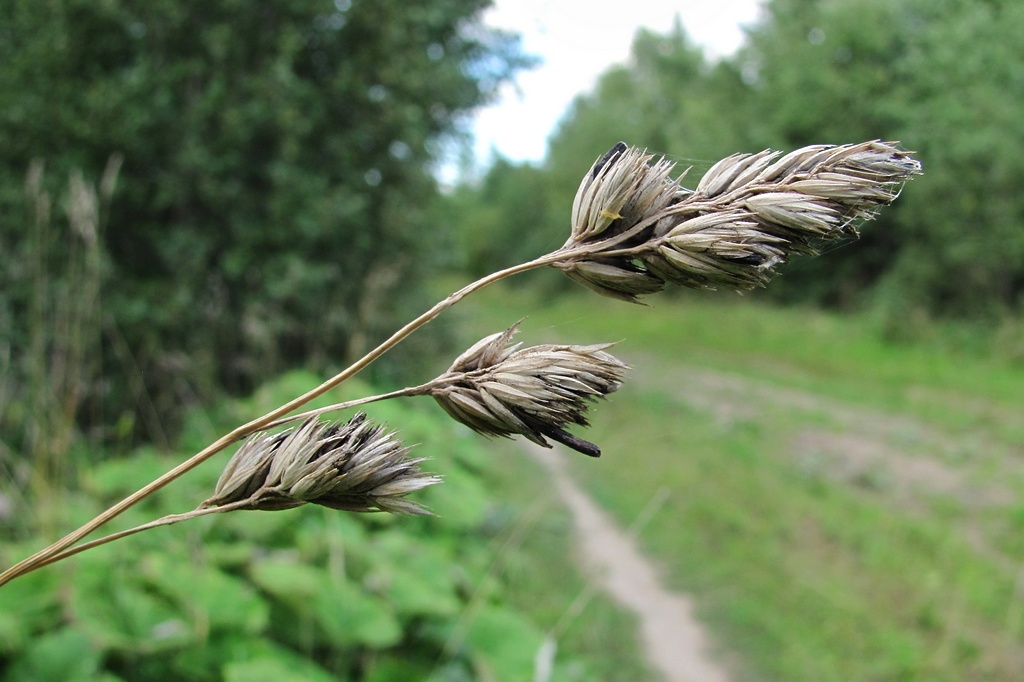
83,448 -> 172,499
295,509 -> 373,564
370,534 -> 461,618
203,540 -> 260,570
463,605 -> 546,679
5,626 -> 102,681
169,632 -> 271,679
379,561 -> 461,619
138,554 -> 268,634
365,655 -> 430,682
70,559 -> 190,652
419,460 -> 491,528
311,577 -> 402,649
220,640 -> 343,682
249,555 -> 326,604
224,658 -> 340,682
0,567 -> 62,652
249,554 -> 401,647
216,504 -> 314,544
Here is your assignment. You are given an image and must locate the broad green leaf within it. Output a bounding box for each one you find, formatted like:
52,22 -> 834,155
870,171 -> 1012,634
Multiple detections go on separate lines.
365,655 -> 431,682
296,509 -> 373,564
376,561 -> 461,619
216,504 -> 314,543
464,605 -> 546,679
137,554 -> 268,634
370,534 -> 461,618
83,448 -> 173,499
203,540 -> 259,570
70,559 -> 190,651
250,553 -> 401,648
0,568 -> 62,652
224,658 -> 341,682
174,632 -> 345,679
4,626 -> 102,681
170,632 -> 280,679
419,462 -> 491,528
248,555 -> 326,604
311,577 -> 402,649
221,639 -> 343,682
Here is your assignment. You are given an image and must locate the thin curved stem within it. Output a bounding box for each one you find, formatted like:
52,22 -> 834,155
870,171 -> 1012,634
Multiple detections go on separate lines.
0,249 -> 577,587
554,209 -> 688,266
260,384 -> 435,431
31,499 -> 255,571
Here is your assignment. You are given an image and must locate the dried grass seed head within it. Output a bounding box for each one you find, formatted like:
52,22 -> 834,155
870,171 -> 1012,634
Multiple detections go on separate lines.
203,414 -> 440,515
568,142 -> 681,246
431,322 -> 628,457
559,257 -> 667,303
557,140 -> 922,299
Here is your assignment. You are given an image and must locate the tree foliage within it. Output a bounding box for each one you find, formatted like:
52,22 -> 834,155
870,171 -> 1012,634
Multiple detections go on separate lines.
738,0 -> 1024,316
881,0 -> 1024,318
0,0 -> 528,447
445,157 -> 563,278
450,0 -> 1024,324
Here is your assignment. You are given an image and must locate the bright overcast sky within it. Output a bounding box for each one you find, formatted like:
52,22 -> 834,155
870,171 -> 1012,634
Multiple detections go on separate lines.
469,0 -> 765,167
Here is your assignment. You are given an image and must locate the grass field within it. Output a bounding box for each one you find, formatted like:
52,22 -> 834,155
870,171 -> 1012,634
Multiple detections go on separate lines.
450,285 -> 1024,681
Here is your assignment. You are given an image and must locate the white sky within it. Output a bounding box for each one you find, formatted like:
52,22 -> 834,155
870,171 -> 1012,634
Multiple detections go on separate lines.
469,0 -> 765,167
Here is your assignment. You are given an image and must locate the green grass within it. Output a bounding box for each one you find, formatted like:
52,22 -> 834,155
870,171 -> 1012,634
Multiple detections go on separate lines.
464,287 -> 1024,441
447,284 -> 1024,681
471,439 -> 655,681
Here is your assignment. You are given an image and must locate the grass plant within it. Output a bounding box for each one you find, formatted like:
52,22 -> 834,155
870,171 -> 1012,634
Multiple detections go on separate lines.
2,139 -> 919,583
2,138 -> 922,682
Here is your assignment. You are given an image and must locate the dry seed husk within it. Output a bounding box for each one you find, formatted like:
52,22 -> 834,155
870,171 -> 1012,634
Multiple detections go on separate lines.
557,140 -> 921,300
431,322 -> 628,457
203,414 -> 440,515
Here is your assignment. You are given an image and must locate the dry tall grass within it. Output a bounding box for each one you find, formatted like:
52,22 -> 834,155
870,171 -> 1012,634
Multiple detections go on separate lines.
0,140 -> 921,586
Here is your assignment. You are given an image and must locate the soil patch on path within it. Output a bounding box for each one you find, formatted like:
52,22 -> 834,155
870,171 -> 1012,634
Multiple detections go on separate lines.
629,356 -> 1016,509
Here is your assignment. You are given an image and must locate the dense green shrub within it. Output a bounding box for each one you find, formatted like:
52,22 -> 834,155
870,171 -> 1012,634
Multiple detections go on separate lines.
0,0 -> 529,448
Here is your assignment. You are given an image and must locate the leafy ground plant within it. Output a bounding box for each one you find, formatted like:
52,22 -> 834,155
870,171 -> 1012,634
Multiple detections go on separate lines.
0,140 -> 921,586
0,374 -> 653,680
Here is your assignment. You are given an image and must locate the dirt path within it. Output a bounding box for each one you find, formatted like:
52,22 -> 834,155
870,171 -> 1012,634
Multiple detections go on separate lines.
516,338 -> 1021,680
524,444 -> 732,682
628,356 -> 1017,510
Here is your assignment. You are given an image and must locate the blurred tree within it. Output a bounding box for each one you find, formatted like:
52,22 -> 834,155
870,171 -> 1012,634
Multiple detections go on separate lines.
456,0 -> 1024,326
877,0 -> 1024,320
734,0 -> 916,308
737,0 -> 1024,319
444,157 -> 562,277
546,22 -> 742,214
740,0 -> 910,148
0,0 -> 528,448
450,21 -> 768,297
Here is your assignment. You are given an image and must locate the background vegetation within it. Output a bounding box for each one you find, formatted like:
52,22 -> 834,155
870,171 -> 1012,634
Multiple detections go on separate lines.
0,0 -> 530,452
3,0 -> 1024,679
450,0 -> 1024,326
460,286 -> 1024,681
0,372 -> 651,680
